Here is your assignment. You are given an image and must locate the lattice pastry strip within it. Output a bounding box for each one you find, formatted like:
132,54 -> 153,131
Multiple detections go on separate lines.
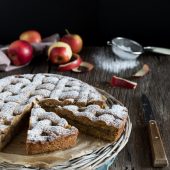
0,102 -> 19,123
0,92 -> 12,101
27,105 -> 78,143
0,73 -> 105,148
50,77 -> 70,99
0,76 -> 15,92
62,104 -> 128,127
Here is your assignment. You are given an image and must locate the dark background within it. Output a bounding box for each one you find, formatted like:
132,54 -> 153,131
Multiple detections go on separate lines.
0,0 -> 169,47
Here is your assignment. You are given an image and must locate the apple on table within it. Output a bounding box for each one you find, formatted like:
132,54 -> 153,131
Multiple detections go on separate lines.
8,40 -> 33,66
61,30 -> 83,53
48,41 -> 72,64
19,30 -> 42,43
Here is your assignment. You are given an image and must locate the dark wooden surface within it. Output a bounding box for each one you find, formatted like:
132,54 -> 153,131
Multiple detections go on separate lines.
0,47 -> 170,170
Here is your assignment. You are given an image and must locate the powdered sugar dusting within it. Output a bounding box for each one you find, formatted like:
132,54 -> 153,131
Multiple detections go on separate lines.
28,95 -> 43,103
0,102 -> 19,122
94,54 -> 139,73
0,76 -> 15,92
111,105 -> 128,119
63,105 -> 79,112
0,101 -> 4,109
0,73 -> 104,133
0,73 -> 129,148
63,104 -> 128,127
34,89 -> 51,98
27,105 -> 78,142
0,91 -> 12,101
0,74 -> 103,107
36,83 -> 55,91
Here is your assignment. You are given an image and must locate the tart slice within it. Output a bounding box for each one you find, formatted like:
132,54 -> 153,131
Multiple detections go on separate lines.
26,104 -> 78,154
46,104 -> 128,142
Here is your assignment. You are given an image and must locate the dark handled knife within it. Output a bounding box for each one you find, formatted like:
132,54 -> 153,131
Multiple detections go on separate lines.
141,94 -> 169,167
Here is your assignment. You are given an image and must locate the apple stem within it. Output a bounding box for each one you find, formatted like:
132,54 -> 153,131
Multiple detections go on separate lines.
65,29 -> 70,35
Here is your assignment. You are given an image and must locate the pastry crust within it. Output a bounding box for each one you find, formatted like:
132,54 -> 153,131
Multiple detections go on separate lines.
44,104 -> 128,141
26,133 -> 78,154
0,104 -> 32,150
26,105 -> 78,155
0,74 -> 128,154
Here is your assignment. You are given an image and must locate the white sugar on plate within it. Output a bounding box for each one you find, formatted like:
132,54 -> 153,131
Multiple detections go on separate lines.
119,45 -> 132,52
94,54 -> 139,73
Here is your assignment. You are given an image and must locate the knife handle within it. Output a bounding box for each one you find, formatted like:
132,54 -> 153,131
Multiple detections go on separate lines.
148,120 -> 169,167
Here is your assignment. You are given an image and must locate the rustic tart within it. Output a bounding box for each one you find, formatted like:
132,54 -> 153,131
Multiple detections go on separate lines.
0,73 -> 128,154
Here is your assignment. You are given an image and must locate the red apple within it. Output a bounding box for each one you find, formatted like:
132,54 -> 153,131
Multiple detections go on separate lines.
8,40 -> 33,66
48,41 -> 72,64
19,30 -> 42,43
61,32 -> 83,53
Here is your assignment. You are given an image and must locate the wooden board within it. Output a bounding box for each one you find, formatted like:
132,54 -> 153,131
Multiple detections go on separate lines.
0,47 -> 169,170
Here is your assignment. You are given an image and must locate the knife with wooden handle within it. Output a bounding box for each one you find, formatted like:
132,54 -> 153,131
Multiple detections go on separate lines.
141,94 -> 169,167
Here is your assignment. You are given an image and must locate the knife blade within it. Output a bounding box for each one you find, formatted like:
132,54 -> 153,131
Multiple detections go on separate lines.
142,94 -> 155,123
141,94 -> 169,167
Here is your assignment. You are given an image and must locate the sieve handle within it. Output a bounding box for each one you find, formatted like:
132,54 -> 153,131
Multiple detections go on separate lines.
144,46 -> 170,55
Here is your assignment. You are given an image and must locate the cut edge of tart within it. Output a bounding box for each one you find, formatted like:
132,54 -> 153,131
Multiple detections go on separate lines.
42,104 -> 128,142
26,104 -> 78,154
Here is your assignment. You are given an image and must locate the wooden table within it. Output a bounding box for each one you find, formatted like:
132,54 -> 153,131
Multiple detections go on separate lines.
0,47 -> 170,170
